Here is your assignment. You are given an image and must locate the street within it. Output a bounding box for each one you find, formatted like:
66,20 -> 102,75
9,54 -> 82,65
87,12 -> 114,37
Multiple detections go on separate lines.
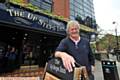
94,54 -> 120,80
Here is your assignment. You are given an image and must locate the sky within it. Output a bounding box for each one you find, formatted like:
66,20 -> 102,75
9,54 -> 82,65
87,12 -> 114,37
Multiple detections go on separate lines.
93,0 -> 120,35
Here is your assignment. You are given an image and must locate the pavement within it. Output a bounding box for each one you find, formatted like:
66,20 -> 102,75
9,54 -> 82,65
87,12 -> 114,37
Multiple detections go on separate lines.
94,54 -> 120,80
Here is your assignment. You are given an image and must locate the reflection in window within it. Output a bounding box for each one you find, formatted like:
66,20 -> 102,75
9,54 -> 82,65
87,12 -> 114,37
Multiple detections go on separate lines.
30,0 -> 52,12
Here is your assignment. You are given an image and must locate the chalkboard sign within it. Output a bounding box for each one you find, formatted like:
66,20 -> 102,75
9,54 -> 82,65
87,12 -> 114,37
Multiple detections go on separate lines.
44,58 -> 83,80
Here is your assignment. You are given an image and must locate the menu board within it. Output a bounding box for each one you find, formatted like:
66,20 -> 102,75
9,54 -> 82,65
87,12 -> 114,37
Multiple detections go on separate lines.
44,58 -> 83,80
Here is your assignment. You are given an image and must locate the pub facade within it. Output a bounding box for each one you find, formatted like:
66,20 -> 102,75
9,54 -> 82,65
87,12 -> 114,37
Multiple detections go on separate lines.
0,0 -> 96,75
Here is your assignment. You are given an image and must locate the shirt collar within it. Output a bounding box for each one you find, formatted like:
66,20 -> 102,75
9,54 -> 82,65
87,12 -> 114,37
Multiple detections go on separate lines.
70,36 -> 80,45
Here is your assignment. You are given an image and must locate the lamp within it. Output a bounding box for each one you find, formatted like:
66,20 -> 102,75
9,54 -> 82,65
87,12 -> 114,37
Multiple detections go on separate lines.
112,21 -> 119,49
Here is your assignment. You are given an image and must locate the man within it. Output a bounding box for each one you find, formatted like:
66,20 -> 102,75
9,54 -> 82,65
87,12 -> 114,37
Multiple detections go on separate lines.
55,20 -> 95,80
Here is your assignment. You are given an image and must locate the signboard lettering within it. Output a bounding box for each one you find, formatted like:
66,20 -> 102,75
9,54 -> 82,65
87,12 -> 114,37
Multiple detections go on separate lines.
6,9 -> 66,33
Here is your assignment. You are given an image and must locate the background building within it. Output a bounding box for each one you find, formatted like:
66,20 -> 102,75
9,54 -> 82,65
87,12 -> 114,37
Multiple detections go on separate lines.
53,0 -> 95,20
53,0 -> 97,41
69,0 -> 95,20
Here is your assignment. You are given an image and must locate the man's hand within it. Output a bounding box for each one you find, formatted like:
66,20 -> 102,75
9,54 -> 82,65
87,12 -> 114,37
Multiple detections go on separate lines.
55,51 -> 75,72
61,52 -> 75,72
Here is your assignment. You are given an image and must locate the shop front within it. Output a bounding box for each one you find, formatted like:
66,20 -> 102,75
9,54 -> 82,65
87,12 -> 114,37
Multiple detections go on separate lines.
0,2 -> 66,73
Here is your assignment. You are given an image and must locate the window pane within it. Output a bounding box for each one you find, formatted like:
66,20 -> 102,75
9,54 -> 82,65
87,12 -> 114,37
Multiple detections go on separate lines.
41,2 -> 52,12
43,0 -> 52,4
70,10 -> 74,16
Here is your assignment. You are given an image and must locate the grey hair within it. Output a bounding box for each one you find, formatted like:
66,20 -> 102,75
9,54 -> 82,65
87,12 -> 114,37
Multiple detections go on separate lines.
66,20 -> 80,34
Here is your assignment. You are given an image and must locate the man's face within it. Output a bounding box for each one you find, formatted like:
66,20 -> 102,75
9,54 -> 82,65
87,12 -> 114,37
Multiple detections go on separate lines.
68,24 -> 80,38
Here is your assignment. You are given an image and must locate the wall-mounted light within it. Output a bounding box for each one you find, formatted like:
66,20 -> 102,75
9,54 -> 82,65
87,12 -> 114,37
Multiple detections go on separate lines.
24,37 -> 26,40
24,33 -> 28,36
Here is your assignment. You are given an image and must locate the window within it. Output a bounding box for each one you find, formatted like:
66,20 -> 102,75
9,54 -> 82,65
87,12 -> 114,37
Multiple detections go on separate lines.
70,0 -> 74,4
41,2 -> 52,12
33,0 -> 42,2
80,9 -> 84,14
44,0 -> 52,4
30,0 -> 41,8
70,10 -> 75,16
70,4 -> 74,10
84,0 -> 87,2
30,0 -> 52,12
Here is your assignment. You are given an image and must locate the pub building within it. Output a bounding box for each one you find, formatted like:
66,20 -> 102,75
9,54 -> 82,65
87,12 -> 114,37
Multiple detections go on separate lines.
0,0 -> 96,77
